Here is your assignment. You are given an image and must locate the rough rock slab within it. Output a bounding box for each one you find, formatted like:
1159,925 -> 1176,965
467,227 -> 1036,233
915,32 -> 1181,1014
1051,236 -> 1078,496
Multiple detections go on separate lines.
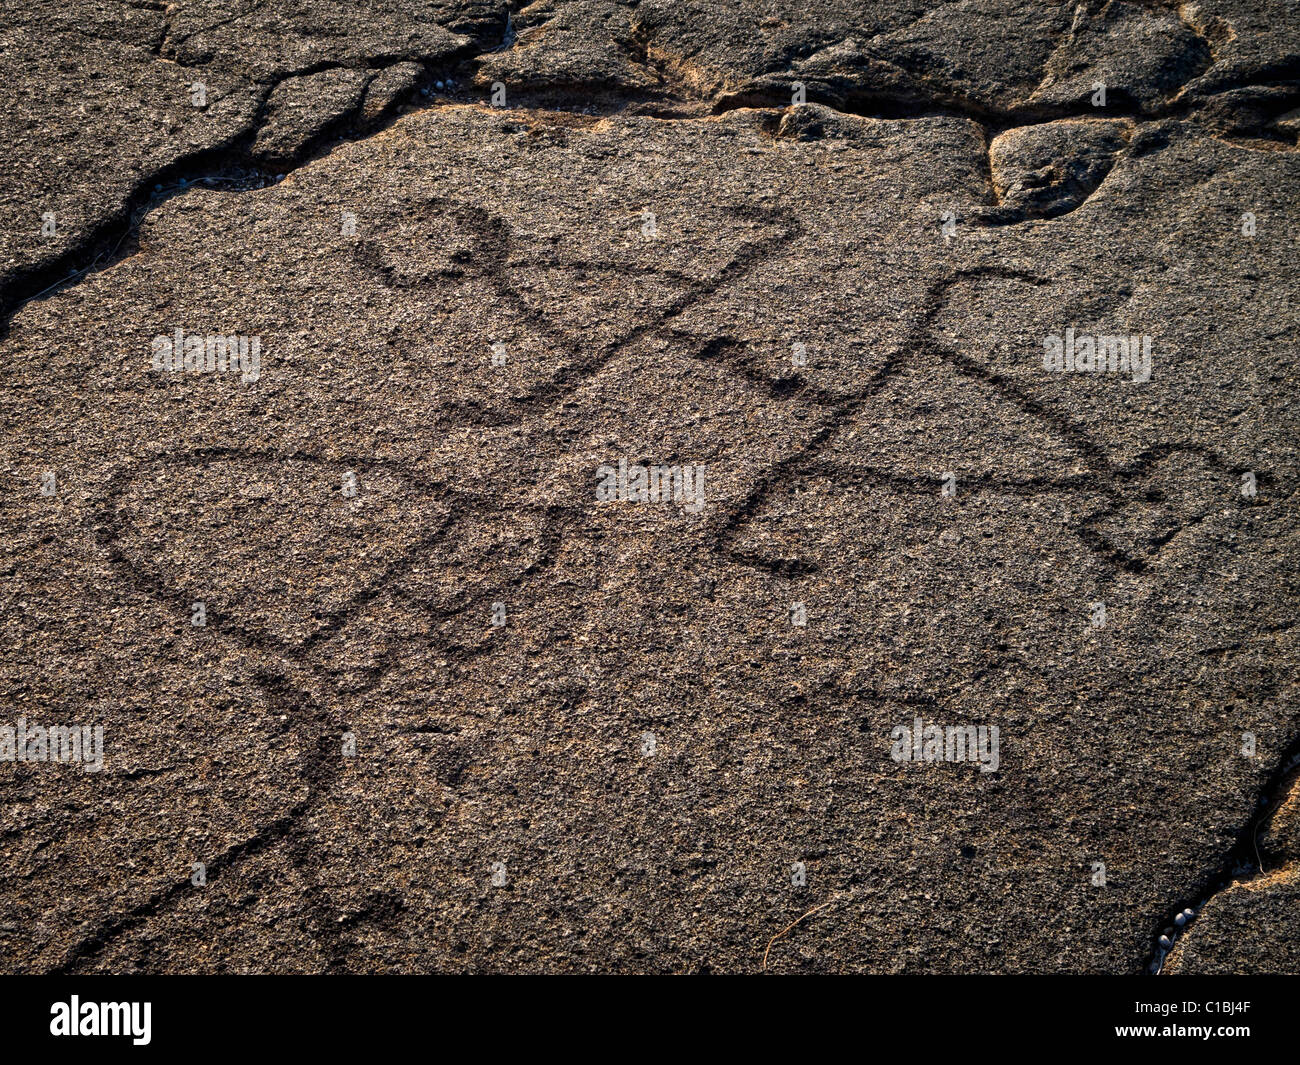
0,0 -> 1298,975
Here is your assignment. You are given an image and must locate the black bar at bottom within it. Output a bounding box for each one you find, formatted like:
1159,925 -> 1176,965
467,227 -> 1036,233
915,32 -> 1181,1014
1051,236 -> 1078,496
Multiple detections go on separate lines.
0,975 -> 1286,1053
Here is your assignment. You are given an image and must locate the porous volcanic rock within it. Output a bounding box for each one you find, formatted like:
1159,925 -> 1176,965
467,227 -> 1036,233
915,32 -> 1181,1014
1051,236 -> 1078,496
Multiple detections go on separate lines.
1,0 -> 1297,975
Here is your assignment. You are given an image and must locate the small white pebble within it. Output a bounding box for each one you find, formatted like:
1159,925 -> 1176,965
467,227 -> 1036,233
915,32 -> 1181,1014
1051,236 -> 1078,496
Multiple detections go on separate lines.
1174,913 -> 1186,926
1159,935 -> 1172,948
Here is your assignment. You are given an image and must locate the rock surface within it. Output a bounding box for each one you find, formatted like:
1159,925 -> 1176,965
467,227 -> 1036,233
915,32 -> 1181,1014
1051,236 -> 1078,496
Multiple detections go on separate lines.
1165,767 -> 1300,973
0,0 -> 1297,974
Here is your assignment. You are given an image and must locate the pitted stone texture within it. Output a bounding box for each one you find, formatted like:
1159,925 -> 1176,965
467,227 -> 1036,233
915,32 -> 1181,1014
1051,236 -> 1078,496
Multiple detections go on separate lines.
0,0 -> 493,316
2,99 -> 1298,972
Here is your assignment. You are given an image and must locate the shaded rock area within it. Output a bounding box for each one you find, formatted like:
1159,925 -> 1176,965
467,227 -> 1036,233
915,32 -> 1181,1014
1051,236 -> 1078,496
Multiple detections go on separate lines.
1166,765 -> 1300,973
0,0 -> 502,310
0,0 -> 1297,974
